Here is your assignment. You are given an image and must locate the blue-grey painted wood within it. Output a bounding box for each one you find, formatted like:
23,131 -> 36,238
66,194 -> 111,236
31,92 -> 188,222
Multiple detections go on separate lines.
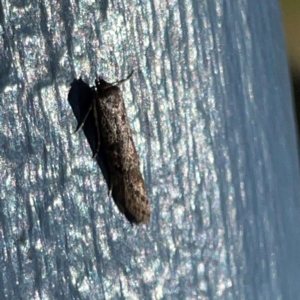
0,0 -> 299,299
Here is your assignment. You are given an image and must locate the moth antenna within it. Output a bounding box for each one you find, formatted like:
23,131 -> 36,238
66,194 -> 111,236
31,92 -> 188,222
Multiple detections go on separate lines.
112,70 -> 135,86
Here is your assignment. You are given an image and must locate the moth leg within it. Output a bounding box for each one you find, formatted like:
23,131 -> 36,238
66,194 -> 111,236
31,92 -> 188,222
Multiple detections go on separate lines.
75,100 -> 94,133
111,70 -> 135,87
92,102 -> 101,158
108,185 -> 113,197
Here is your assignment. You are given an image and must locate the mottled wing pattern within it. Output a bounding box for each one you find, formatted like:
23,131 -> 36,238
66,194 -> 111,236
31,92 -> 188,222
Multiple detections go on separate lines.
95,81 -> 150,224
68,74 -> 150,225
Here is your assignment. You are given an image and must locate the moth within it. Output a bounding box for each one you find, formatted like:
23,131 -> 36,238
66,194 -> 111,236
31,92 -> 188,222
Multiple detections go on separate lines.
68,71 -> 150,225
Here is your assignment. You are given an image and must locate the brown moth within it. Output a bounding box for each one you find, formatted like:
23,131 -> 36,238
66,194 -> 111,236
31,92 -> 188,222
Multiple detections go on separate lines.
68,71 -> 150,225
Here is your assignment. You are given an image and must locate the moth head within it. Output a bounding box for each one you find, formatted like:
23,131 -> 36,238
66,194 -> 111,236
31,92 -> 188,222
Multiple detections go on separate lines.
95,78 -> 113,90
